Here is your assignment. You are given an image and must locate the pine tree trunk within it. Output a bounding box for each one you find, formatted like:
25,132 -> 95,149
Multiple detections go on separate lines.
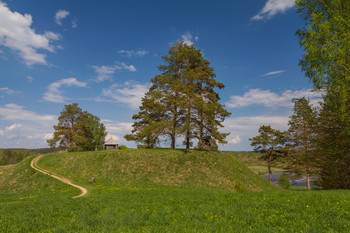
171,135 -> 175,149
268,164 -> 272,183
306,174 -> 311,190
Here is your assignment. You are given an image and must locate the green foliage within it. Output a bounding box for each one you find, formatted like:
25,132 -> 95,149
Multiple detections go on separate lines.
125,42 -> 231,149
296,0 -> 350,189
278,173 -> 291,190
47,103 -> 107,152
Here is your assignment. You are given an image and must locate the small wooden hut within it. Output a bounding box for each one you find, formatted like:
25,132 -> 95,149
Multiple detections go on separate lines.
104,138 -> 119,150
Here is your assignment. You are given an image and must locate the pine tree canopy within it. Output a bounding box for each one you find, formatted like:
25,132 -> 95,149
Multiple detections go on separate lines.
125,41 -> 231,149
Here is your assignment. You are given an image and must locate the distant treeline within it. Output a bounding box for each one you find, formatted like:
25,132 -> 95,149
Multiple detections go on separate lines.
0,148 -> 59,165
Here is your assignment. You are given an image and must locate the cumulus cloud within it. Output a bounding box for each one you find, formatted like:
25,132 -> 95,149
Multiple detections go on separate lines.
181,32 -> 199,46
0,105 -> 57,148
55,9 -> 70,25
93,63 -> 137,82
0,103 -> 56,121
230,135 -> 241,144
118,49 -> 148,58
98,82 -> 149,109
221,114 -> 290,150
262,70 -> 286,76
0,2 -> 61,65
43,78 -> 87,103
226,89 -> 323,109
252,0 -> 295,21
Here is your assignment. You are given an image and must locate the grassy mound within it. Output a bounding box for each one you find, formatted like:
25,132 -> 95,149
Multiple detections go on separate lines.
36,149 -> 275,193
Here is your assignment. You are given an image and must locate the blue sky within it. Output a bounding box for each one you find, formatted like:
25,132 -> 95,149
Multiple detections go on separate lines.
0,0 -> 322,150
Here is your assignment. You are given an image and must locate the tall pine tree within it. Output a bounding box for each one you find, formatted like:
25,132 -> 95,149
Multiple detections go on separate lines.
125,42 -> 230,149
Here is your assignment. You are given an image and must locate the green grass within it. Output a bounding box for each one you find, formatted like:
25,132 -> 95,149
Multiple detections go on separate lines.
0,150 -> 349,232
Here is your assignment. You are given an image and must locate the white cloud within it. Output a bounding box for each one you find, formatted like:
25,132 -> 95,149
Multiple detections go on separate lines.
0,2 -> 60,65
55,9 -> 70,25
5,123 -> 22,131
262,70 -> 286,76
43,78 -> 87,103
118,49 -> 148,58
181,32 -> 199,46
252,0 -> 295,21
93,63 -> 136,82
0,104 -> 58,148
221,114 -> 290,150
226,89 -> 323,109
0,87 -> 21,95
99,82 -> 149,109
230,135 -> 241,144
0,103 -> 56,121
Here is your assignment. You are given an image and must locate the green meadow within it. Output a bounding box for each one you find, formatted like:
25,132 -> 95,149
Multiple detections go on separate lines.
0,150 -> 349,232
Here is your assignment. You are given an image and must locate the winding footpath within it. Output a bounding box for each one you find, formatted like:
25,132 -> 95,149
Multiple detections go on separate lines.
30,155 -> 87,198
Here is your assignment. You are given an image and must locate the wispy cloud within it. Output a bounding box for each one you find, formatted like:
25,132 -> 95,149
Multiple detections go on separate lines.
252,0 -> 295,21
118,49 -> 148,58
26,76 -> 33,82
0,87 -> 21,95
93,63 -> 136,82
181,32 -> 199,46
55,9 -> 70,25
43,78 -> 87,103
262,70 -> 286,76
0,103 -> 56,121
5,123 -> 22,131
0,2 -> 61,66
226,88 -> 323,109
98,82 -> 149,109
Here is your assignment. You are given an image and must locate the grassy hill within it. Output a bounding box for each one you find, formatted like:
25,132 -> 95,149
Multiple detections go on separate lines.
1,149 -> 350,232
35,149 -> 276,193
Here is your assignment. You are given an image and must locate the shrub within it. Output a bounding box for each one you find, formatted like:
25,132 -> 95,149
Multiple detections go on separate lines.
278,173 -> 291,189
118,145 -> 128,150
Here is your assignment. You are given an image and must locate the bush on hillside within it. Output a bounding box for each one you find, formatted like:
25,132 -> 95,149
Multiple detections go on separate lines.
278,173 -> 291,189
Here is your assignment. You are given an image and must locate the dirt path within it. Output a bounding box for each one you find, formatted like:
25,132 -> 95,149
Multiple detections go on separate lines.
30,155 -> 87,198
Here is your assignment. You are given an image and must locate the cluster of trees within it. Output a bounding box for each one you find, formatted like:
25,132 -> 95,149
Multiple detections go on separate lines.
250,97 -> 318,190
125,42 -> 231,150
0,149 -> 36,165
47,103 -> 107,152
251,0 -> 350,189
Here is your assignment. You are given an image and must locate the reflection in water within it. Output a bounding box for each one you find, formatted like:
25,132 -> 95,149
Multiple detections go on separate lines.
260,172 -> 318,188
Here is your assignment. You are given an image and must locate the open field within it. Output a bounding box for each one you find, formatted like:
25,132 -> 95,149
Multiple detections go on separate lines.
0,150 -> 349,232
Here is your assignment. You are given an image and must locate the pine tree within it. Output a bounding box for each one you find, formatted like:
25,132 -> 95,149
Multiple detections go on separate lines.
287,97 -> 318,190
250,125 -> 286,182
125,42 -> 230,149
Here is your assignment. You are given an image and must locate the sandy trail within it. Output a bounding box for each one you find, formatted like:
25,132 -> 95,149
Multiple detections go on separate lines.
30,155 -> 87,198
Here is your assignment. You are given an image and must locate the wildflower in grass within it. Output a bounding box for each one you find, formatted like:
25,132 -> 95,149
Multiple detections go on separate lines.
306,205 -> 309,208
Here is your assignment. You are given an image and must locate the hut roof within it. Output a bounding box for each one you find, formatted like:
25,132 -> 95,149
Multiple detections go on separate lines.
104,138 -> 118,145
